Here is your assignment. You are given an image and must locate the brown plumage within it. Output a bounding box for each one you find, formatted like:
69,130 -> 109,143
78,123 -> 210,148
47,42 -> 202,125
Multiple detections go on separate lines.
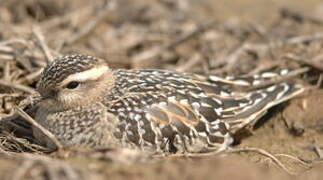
34,54 -> 304,153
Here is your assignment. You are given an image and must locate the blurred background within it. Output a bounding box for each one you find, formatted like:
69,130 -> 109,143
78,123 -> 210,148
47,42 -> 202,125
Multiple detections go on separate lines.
1,0 -> 323,75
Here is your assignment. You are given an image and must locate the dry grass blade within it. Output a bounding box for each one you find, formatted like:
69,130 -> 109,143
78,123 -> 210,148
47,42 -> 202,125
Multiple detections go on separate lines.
285,32 -> 323,45
133,21 -> 217,66
0,39 -> 28,46
0,79 -> 37,94
17,68 -> 44,84
165,21 -> 217,50
226,147 -> 296,175
280,8 -> 323,25
275,154 -> 312,168
0,45 -> 13,54
62,0 -> 112,47
176,53 -> 203,72
0,144 -> 9,155
157,147 -> 300,175
313,145 -> 323,159
32,26 -> 54,62
14,107 -> 63,150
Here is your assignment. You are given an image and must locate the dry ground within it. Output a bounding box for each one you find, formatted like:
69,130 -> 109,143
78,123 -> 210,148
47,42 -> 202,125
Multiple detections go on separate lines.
1,0 -> 323,179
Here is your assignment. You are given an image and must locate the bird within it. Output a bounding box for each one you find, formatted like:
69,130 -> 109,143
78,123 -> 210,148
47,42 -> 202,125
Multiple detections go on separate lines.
34,54 -> 304,154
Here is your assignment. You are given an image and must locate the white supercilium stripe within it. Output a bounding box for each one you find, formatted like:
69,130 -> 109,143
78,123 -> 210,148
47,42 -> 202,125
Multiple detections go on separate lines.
60,66 -> 109,85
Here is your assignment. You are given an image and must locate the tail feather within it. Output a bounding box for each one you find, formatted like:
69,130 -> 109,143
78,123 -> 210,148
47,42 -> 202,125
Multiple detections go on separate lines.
207,69 -> 291,87
193,69 -> 305,133
222,82 -> 304,133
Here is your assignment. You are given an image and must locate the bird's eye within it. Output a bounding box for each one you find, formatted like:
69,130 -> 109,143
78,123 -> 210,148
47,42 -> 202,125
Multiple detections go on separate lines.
66,81 -> 80,89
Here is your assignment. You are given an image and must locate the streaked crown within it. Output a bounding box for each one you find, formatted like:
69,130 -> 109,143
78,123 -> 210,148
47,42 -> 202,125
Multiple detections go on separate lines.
37,54 -> 103,91
36,54 -> 113,111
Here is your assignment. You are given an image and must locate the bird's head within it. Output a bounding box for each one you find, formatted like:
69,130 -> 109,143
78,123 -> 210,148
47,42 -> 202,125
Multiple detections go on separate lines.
37,54 -> 114,112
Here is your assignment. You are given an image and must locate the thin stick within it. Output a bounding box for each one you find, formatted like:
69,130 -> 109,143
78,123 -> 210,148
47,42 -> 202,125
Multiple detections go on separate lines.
0,145 -> 9,155
316,73 -> 323,88
0,45 -> 13,54
0,79 -> 37,94
176,54 -> 203,72
165,21 -> 217,50
156,147 -> 296,175
32,26 -> 54,62
275,153 -> 312,168
14,107 -> 63,150
313,145 -> 323,159
17,68 -> 44,84
0,93 -> 21,98
227,147 -> 295,175
285,32 -> 323,45
4,61 -> 11,81
0,54 -> 14,61
63,0 -> 112,47
133,21 -> 217,64
280,8 -> 323,25
223,32 -> 323,72
0,39 -> 28,46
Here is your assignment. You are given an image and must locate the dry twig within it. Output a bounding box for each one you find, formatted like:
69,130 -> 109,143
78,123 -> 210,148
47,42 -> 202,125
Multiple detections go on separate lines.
316,73 -> 323,88
280,8 -> 323,25
0,79 -> 37,94
133,21 -> 217,65
14,107 -> 63,150
313,145 -> 323,159
226,147 -> 296,175
17,68 -> 44,84
275,153 -> 312,168
222,32 -> 323,72
62,0 -> 112,47
176,53 -> 203,72
32,26 -> 54,62
155,147 -> 298,175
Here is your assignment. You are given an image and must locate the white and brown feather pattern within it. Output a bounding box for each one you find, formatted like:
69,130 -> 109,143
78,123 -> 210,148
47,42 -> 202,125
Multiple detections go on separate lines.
38,55 -> 101,90
204,69 -> 290,86
35,54 -> 304,153
105,70 -> 232,153
103,69 -> 303,153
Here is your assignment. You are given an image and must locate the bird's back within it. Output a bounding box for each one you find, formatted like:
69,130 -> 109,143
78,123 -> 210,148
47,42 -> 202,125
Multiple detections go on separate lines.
103,69 -> 303,153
